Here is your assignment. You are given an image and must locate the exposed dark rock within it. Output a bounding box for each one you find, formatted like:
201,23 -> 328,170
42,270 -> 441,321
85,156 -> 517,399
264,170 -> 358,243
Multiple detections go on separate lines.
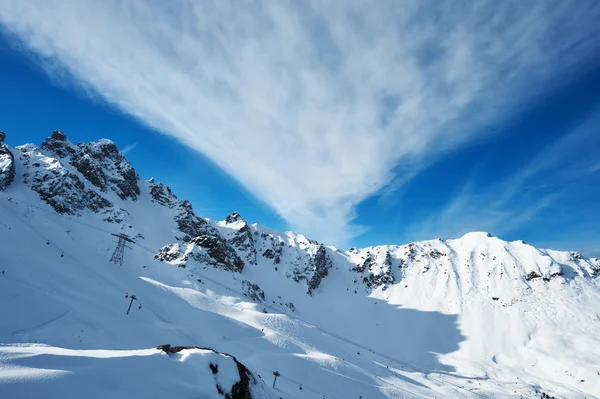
174,200 -> 219,241
149,182 -> 178,208
71,155 -> 105,189
227,218 -> 257,265
525,271 -> 542,281
242,280 -> 265,302
84,190 -> 113,212
543,269 -> 564,282
41,130 -> 76,159
307,245 -> 332,295
225,211 -> 243,224
352,251 -> 395,290
190,235 -> 245,273
156,233 -> 246,273
0,133 -> 15,191
15,143 -> 128,222
43,131 -> 140,200
263,249 -> 275,259
262,240 -> 284,265
71,139 -> 140,200
352,254 -> 370,274
155,244 -> 184,263
231,359 -> 253,399
428,249 -> 441,259
156,345 -> 257,399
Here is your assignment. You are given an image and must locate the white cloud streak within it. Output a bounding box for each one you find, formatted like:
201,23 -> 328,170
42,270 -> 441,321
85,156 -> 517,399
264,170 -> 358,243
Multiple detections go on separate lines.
0,1 -> 599,244
410,111 -> 600,240
121,143 -> 137,155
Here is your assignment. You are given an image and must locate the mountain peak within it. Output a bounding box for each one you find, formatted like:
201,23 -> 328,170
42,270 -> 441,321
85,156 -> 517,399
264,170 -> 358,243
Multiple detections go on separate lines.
50,129 -> 68,141
225,211 -> 244,224
42,129 -> 76,159
459,231 -> 493,240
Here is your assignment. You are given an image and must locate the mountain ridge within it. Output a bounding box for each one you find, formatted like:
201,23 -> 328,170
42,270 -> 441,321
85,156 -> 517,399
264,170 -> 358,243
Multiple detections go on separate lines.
1,130 -> 599,398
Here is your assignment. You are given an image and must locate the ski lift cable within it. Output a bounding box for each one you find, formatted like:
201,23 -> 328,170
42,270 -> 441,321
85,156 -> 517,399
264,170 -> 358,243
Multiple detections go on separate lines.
1,197 -> 482,398
182,268 -> 450,399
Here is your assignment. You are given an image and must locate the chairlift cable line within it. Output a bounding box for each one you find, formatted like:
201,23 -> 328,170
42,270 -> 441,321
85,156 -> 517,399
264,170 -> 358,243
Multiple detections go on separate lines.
1,196 -> 483,399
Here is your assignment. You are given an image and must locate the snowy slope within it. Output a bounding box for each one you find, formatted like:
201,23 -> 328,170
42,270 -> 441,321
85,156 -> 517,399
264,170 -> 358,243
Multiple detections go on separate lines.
1,130 -> 599,399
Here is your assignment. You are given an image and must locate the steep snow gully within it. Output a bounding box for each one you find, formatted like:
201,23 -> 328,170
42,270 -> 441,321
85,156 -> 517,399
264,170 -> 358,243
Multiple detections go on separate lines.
1,131 -> 599,399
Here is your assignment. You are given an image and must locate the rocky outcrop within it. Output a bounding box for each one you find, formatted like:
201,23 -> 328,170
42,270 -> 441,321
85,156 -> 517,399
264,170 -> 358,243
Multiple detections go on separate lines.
224,212 -> 257,265
149,182 -> 178,208
42,131 -> 140,201
241,280 -> 266,302
155,243 -> 184,264
41,130 -> 77,159
156,235 -> 245,273
71,139 -> 140,200
0,131 -> 15,191
225,211 -> 243,224
156,345 -> 265,399
351,251 -> 395,290
16,143 -> 128,222
260,235 -> 284,265
190,235 -> 245,272
306,245 -> 332,295
174,200 -> 219,241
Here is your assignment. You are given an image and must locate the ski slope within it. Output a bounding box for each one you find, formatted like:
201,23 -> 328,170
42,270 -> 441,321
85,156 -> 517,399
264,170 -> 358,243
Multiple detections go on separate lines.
1,131 -> 599,398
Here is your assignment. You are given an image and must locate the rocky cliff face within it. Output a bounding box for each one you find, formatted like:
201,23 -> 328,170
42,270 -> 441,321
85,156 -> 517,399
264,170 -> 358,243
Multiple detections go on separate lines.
0,131 -> 15,191
42,130 -> 140,200
15,133 -> 130,223
222,212 -> 257,266
149,181 -> 178,208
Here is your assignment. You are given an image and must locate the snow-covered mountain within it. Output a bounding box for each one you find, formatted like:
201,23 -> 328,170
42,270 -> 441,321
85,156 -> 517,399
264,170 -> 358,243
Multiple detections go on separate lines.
1,130 -> 599,399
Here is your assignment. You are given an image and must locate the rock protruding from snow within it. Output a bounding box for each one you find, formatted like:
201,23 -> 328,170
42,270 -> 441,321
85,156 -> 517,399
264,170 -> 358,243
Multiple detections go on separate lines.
189,235 -> 245,272
156,345 -> 272,399
41,130 -> 77,159
306,245 -> 332,295
42,131 -> 140,201
351,250 -> 396,290
0,131 -> 15,191
241,280 -> 266,302
225,211 -> 243,224
156,235 -> 245,273
287,244 -> 334,295
16,143 -> 129,222
71,139 -> 140,200
149,182 -> 178,208
17,144 -> 108,214
223,212 -> 257,265
174,200 -> 219,241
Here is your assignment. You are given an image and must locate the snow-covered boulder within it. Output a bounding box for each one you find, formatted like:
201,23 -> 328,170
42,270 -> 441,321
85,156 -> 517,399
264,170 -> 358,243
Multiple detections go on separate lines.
0,344 -> 275,399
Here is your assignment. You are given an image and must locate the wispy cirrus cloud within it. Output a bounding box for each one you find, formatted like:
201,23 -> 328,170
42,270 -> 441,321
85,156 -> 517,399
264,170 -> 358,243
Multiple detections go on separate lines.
0,1 -> 599,244
121,143 -> 137,155
410,111 -> 600,242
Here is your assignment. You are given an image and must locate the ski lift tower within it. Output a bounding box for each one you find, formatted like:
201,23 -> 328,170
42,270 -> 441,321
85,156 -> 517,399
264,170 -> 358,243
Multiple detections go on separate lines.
110,233 -> 135,266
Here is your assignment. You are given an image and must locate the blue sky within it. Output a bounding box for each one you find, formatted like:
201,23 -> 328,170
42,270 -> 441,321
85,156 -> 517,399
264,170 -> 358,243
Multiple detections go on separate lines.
0,1 -> 599,255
